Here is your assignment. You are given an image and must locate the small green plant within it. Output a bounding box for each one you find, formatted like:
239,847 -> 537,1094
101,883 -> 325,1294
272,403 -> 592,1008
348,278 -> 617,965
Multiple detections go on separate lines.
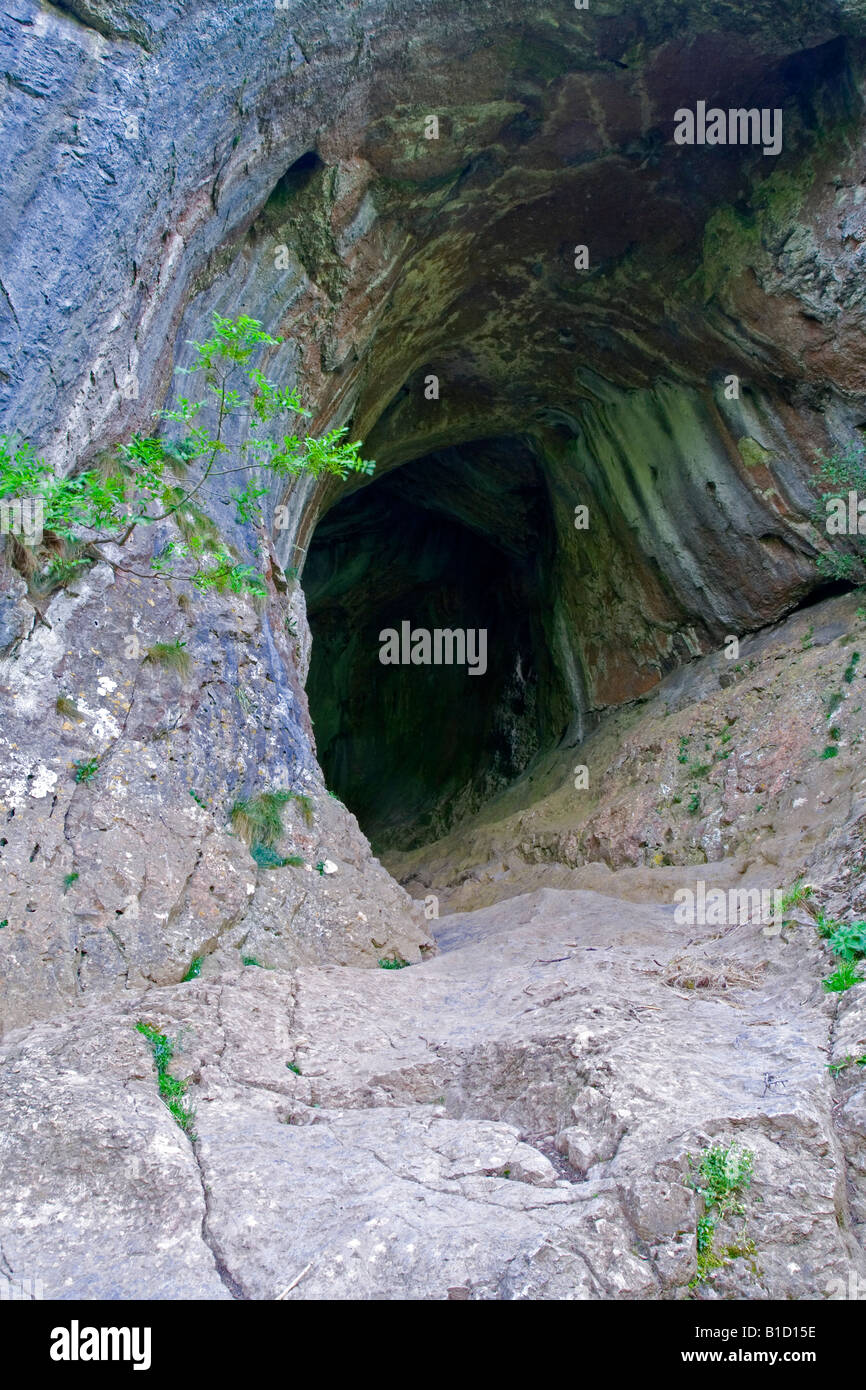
689,1144 -> 755,1283
844,652 -> 861,684
689,763 -> 712,779
779,879 -> 813,913
687,792 -> 701,815
230,788 -> 291,849
39,554 -> 93,593
72,756 -> 99,784
0,920 -> 7,929
814,910 -> 839,939
182,956 -> 203,981
820,744 -> 839,759
55,695 -> 83,720
677,736 -> 690,764
823,960 -> 864,993
801,625 -> 814,650
145,639 -> 192,678
828,1055 -> 866,1076
828,921 -> 866,962
189,789 -> 208,808
230,788 -> 314,864
286,1062 -> 302,1075
250,842 -> 286,869
241,954 -> 273,969
378,956 -> 410,970
62,871 -> 79,892
135,1021 -> 195,1137
826,691 -> 844,719
250,841 -> 304,869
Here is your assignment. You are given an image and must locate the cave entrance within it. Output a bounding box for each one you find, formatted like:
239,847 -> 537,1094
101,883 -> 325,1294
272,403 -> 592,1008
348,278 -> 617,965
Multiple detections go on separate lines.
304,436 -> 570,852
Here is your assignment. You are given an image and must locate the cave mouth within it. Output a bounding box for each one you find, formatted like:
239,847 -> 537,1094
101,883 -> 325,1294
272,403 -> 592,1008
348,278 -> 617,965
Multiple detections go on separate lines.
304,436 -> 571,853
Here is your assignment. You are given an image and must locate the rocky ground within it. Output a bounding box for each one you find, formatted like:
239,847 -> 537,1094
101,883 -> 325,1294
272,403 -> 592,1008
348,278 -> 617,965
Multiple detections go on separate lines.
2,594 -> 865,1301
1,883 -> 864,1300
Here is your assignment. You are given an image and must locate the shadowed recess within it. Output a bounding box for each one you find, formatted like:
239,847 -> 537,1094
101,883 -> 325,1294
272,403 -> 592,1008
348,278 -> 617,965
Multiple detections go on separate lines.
304,437 -> 570,850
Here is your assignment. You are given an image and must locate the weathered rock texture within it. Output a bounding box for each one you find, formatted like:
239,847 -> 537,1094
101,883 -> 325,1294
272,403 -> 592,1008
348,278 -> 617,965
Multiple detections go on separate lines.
3,0 -> 866,1300
388,593 -> 866,910
4,0 -> 866,983
1,591 -> 866,1301
2,874 -> 864,1300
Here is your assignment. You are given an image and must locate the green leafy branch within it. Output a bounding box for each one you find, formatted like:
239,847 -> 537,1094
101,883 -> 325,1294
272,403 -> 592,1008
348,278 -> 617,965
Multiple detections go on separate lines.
1,313 -> 375,598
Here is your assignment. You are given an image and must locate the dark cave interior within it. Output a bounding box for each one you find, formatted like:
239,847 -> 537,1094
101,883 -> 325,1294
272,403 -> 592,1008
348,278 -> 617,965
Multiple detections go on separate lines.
304,437 -> 571,850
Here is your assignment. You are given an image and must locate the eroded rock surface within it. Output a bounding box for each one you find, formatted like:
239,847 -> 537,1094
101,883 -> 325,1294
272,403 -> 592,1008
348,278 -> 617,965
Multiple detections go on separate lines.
0,525 -> 432,1034
5,2 -> 866,1014
3,0 -> 866,1304
2,878 -> 865,1300
389,593 -> 866,912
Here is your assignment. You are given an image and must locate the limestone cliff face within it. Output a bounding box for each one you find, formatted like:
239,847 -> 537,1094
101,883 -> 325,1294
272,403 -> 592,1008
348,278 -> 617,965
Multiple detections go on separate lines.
4,1 -> 866,1025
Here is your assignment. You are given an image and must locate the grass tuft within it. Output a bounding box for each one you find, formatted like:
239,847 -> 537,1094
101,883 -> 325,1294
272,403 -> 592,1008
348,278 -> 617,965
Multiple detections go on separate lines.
135,1021 -> 196,1137
229,789 -> 292,848
56,695 -> 83,721
779,878 -> 813,912
145,639 -> 192,678
291,791 -> 314,826
823,960 -> 864,993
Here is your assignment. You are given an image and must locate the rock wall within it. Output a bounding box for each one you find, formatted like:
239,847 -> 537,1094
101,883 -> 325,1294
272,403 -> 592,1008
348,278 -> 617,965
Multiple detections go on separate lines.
5,1 -> 866,1026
